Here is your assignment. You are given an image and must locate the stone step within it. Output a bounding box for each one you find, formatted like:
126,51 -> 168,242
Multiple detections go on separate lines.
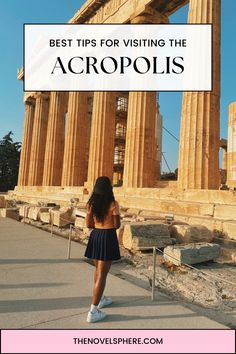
7,189 -> 236,241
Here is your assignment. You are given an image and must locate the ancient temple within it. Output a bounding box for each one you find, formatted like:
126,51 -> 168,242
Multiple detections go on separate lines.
14,0 -> 236,238
17,90 -> 162,189
17,0 -> 221,190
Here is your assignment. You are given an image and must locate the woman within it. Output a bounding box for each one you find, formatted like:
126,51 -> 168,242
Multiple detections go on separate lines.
85,176 -> 121,323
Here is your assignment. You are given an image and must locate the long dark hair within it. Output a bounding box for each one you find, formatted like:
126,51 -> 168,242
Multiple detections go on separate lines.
87,176 -> 115,222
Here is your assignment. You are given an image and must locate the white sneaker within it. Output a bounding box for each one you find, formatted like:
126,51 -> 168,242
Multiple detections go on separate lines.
98,296 -> 113,309
87,309 -> 107,323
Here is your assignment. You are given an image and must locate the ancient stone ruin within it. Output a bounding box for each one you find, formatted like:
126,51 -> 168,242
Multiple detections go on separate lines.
1,0 -> 236,266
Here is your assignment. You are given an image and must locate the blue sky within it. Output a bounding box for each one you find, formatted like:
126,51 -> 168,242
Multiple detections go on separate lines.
0,0 -> 235,172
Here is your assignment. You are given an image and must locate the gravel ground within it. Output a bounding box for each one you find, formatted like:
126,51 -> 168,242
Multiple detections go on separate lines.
113,248 -> 236,328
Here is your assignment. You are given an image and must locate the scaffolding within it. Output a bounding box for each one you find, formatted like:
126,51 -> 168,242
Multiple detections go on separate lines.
113,95 -> 128,185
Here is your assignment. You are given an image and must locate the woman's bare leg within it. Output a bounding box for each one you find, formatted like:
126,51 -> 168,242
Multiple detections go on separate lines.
92,260 -> 112,306
93,260 -> 98,284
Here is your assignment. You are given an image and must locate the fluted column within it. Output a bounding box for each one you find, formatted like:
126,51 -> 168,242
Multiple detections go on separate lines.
222,149 -> 227,170
122,9 -> 167,188
178,0 -> 221,190
156,105 -> 163,180
87,92 -> 116,186
61,92 -> 88,186
17,97 -> 35,186
227,102 -> 236,188
28,93 -> 50,186
42,92 -> 68,186
123,92 -> 157,187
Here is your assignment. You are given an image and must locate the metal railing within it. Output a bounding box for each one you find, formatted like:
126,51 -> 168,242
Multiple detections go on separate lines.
21,210 -> 236,302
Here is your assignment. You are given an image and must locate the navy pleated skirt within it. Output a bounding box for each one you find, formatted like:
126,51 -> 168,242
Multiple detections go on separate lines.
84,228 -> 121,261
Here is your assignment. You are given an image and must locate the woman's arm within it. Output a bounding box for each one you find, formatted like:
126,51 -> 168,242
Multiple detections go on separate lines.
85,205 -> 95,228
112,201 -> 121,229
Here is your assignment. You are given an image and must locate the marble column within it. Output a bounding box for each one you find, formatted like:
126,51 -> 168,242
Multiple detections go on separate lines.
156,105 -> 163,180
123,10 -> 167,188
28,93 -> 50,186
222,149 -> 227,171
17,97 -> 35,186
123,92 -> 157,187
87,92 -> 116,186
61,92 -> 88,186
178,0 -> 221,190
227,102 -> 236,188
42,92 -> 68,186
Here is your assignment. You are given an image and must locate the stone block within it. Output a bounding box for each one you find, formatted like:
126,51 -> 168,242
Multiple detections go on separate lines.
126,208 -> 140,216
222,221 -> 236,240
75,216 -> 85,229
117,221 -> 135,246
0,196 -> 6,208
170,220 -> 189,227
0,208 -> 19,220
170,224 -> 213,243
155,200 -> 214,217
164,243 -> 220,265
214,237 -> 236,249
51,207 -> 73,227
140,215 -> 166,221
19,205 -> 31,218
214,205 -> 236,220
123,222 -> 172,251
59,206 -> 73,213
172,215 -> 190,223
136,216 -> 146,222
73,209 -> 86,218
139,210 -> 163,218
122,217 -> 136,222
40,212 -> 51,224
188,217 -> 214,231
117,226 -> 125,246
219,247 -> 236,263
28,207 -> 50,221
6,199 -> 17,208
